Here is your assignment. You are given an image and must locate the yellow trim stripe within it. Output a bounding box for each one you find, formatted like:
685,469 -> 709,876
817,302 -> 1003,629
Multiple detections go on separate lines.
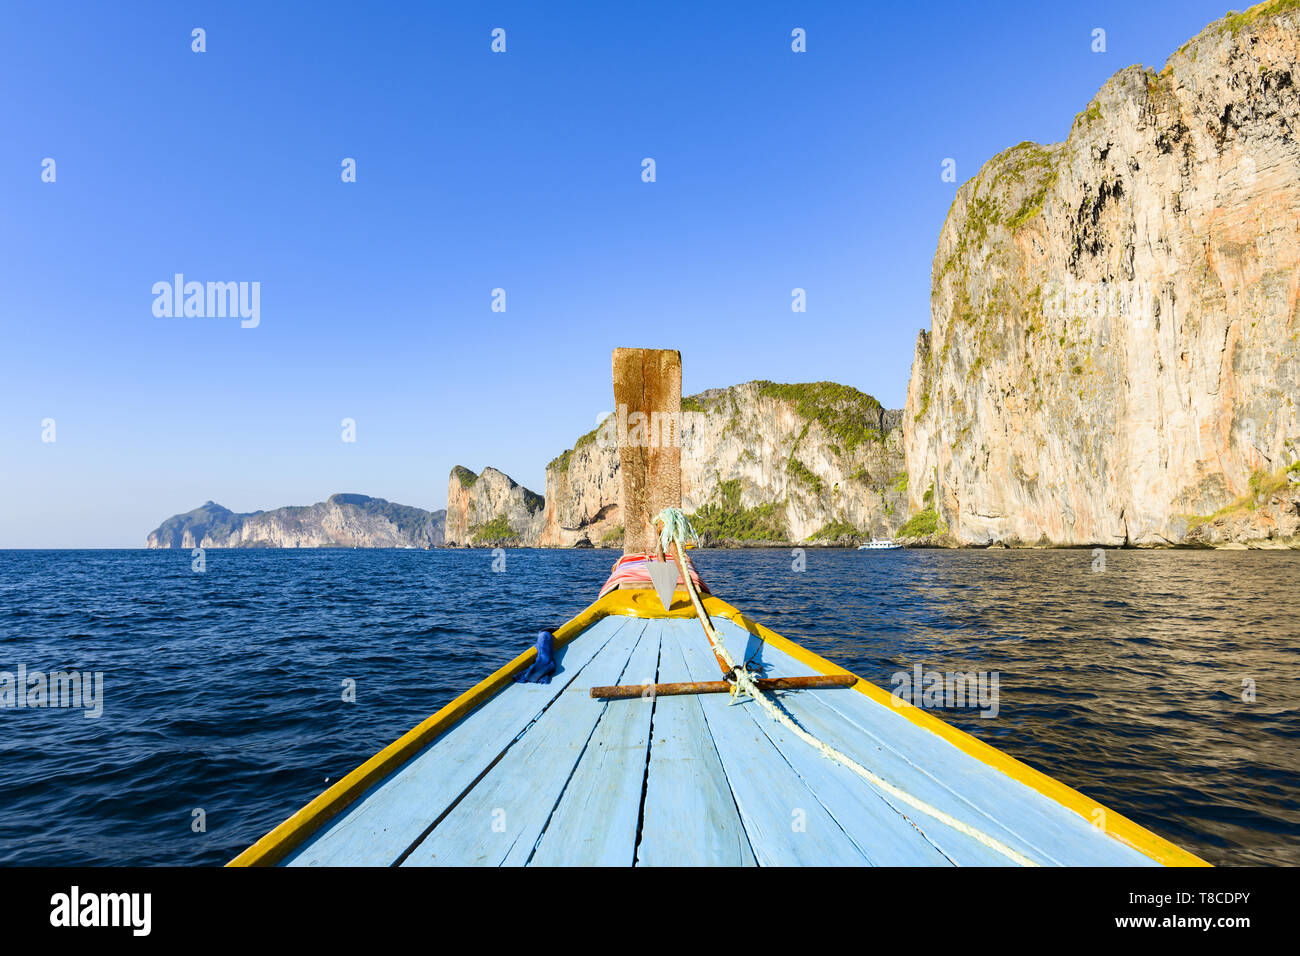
229,587 -> 1208,867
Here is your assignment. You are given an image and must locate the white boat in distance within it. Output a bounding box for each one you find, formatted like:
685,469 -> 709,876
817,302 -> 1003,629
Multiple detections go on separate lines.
857,539 -> 903,550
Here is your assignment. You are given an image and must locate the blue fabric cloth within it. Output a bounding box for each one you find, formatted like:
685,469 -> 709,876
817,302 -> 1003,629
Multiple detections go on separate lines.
516,630 -> 557,684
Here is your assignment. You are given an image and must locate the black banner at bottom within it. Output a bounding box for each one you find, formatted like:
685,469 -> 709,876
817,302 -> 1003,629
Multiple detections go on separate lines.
0,864 -> 1285,943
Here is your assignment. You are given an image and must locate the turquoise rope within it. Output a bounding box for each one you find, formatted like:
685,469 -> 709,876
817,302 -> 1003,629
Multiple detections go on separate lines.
653,506 -> 699,554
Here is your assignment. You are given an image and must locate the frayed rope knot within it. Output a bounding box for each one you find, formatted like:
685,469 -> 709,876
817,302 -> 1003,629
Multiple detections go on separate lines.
653,507 -> 699,556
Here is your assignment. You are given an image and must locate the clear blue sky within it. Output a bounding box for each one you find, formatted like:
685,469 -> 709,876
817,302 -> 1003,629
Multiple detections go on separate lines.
1,0 -> 1233,547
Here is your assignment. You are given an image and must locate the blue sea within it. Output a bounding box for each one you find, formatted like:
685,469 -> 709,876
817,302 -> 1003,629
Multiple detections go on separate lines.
0,548 -> 1295,866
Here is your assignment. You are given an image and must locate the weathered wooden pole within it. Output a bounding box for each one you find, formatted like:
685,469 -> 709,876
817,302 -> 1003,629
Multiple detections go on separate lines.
590,674 -> 858,700
611,348 -> 682,556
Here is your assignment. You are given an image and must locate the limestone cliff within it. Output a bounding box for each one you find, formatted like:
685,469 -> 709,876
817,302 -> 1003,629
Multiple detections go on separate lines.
538,434 -> 622,547
903,1 -> 1300,548
541,381 -> 907,546
146,495 -> 446,548
443,465 -> 546,546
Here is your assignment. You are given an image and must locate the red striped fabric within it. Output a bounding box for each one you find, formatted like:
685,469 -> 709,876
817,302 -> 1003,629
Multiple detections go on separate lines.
597,552 -> 710,598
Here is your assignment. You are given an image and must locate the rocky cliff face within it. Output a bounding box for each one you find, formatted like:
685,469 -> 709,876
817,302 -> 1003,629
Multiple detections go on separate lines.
443,465 -> 546,546
903,2 -> 1300,548
539,381 -> 907,546
1184,472 -> 1300,547
538,435 -> 622,547
146,495 -> 446,548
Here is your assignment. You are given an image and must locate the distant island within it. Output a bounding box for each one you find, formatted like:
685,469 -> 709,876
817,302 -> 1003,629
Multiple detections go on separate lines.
146,494 -> 445,549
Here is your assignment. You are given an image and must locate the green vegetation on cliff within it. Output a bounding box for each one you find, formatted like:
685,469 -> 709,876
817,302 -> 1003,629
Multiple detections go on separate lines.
898,508 -> 939,537
548,420 -> 605,473
521,487 -> 545,514
327,494 -> 445,537
471,515 -> 518,545
1072,98 -> 1103,131
786,456 -> 824,496
1186,465 -> 1297,529
451,465 -> 478,488
1221,0 -> 1300,36
809,519 -> 860,542
898,483 -> 943,538
1007,158 -> 1058,229
755,381 -> 884,452
689,479 -> 788,543
548,448 -> 574,473
913,389 -> 932,422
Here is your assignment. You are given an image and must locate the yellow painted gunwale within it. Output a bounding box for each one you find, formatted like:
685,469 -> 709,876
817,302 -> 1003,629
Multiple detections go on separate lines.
229,588 -> 1208,867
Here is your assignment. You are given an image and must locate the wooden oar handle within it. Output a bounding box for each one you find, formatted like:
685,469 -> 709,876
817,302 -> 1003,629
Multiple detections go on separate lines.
591,674 -> 857,700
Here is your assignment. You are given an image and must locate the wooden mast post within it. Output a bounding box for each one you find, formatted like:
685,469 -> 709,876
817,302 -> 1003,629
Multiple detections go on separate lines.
612,348 -> 682,559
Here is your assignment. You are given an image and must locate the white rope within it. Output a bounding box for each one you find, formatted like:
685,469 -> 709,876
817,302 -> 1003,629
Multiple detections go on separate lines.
655,508 -> 1038,868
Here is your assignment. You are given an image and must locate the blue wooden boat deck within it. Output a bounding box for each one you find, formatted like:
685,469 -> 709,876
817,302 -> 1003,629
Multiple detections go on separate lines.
273,609 -> 1173,867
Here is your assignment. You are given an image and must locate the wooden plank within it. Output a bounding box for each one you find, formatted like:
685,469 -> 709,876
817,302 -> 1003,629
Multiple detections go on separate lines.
710,617 -> 1157,866
635,621 -> 757,867
670,623 -> 870,866
612,347 -> 681,555
400,621 -> 650,866
527,625 -> 663,865
283,615 -> 636,866
716,602 -> 1202,866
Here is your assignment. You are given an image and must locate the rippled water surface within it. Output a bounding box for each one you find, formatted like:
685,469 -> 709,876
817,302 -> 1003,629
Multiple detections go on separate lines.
0,548 -> 1295,866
